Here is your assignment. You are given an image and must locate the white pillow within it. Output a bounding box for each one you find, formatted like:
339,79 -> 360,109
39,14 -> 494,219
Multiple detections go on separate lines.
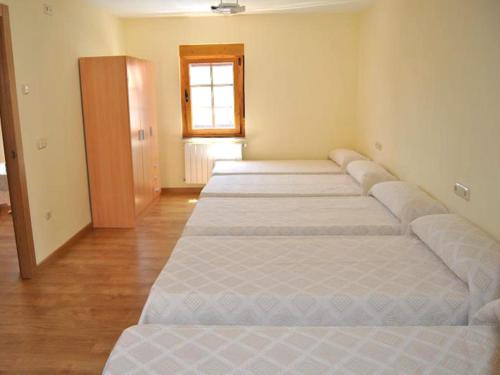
328,149 -> 366,172
411,214 -> 500,321
370,181 -> 448,231
346,160 -> 397,195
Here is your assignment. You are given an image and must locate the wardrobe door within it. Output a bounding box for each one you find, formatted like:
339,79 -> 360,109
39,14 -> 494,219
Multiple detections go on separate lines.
140,61 -> 153,204
150,64 -> 161,197
79,56 -> 136,228
126,57 -> 148,215
143,61 -> 161,199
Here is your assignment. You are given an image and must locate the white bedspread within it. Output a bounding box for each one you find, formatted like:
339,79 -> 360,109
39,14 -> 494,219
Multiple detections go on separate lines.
0,163 -> 9,206
201,174 -> 363,197
140,236 -> 468,326
212,160 -> 342,175
104,324 -> 500,375
183,197 -> 402,236
0,163 -> 7,191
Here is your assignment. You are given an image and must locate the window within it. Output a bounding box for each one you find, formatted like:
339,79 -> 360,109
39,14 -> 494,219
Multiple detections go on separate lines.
180,44 -> 244,137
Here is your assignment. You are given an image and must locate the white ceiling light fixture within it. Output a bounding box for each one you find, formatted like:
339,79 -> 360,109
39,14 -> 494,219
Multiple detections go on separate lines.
211,0 -> 246,14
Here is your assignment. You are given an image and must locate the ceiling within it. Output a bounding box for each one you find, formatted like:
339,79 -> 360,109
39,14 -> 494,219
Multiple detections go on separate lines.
88,0 -> 372,17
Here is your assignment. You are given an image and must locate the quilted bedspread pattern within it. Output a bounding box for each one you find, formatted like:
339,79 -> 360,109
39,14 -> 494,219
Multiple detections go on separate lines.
183,197 -> 402,236
211,160 -> 343,175
201,174 -> 363,198
103,324 -> 500,375
140,236 -> 468,326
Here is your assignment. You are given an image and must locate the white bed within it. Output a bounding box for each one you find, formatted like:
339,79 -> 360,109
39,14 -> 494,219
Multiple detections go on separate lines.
184,182 -> 447,236
201,174 -> 363,197
104,324 -> 500,375
183,196 -> 403,236
210,149 -> 367,176
0,162 -> 9,206
202,160 -> 395,198
212,160 -> 343,175
142,214 -> 500,328
0,163 -> 7,190
139,235 -> 469,327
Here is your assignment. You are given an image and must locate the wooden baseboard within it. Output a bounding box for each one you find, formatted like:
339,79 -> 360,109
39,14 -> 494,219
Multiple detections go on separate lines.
37,222 -> 93,269
162,187 -> 202,195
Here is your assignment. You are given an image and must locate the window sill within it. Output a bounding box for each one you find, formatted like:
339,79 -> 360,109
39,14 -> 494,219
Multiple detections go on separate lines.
183,137 -> 247,145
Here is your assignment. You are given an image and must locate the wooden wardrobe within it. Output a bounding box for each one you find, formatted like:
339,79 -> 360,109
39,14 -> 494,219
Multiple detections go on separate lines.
79,56 -> 161,228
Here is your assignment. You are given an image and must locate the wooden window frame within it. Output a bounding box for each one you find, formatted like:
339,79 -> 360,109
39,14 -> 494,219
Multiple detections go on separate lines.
180,44 -> 245,138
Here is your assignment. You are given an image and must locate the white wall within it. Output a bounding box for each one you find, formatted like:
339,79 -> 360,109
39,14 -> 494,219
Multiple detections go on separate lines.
357,0 -> 500,240
123,13 -> 360,187
3,0 -> 123,262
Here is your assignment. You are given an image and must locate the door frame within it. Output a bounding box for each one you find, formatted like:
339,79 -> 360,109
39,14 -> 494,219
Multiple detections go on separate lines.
0,4 -> 36,279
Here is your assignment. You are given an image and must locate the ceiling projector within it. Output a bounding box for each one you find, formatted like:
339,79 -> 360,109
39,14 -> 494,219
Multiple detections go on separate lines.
211,0 -> 246,14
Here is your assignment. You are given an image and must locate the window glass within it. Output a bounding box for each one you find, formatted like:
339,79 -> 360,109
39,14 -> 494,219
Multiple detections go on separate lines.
189,64 -> 211,85
192,107 -> 212,128
212,63 -> 234,85
214,107 -> 235,128
190,86 -> 212,107
189,62 -> 236,130
213,86 -> 234,108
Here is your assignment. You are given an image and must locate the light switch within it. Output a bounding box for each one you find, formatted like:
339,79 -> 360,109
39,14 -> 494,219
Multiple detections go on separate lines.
454,182 -> 470,201
21,84 -> 30,95
37,138 -> 48,150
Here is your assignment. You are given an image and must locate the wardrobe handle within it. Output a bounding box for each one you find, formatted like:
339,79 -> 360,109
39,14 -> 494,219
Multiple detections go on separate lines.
138,129 -> 145,141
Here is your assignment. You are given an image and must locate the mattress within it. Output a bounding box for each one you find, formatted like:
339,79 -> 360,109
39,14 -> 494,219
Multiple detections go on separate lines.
0,163 -> 7,192
140,236 -> 469,326
212,160 -> 342,175
103,324 -> 500,375
201,174 -> 363,198
183,197 -> 402,236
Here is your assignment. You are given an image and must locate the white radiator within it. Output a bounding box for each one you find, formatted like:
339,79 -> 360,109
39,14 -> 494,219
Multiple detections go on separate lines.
184,141 -> 243,184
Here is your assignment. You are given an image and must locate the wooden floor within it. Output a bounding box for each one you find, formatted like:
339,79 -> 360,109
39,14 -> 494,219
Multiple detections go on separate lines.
0,194 -> 198,374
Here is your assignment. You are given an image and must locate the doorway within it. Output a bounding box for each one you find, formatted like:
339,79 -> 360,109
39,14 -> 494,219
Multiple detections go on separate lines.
0,4 -> 36,279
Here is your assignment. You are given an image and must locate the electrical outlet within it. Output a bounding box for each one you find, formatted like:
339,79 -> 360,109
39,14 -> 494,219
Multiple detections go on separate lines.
43,4 -> 53,16
375,142 -> 383,151
45,211 -> 52,221
454,183 -> 470,201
